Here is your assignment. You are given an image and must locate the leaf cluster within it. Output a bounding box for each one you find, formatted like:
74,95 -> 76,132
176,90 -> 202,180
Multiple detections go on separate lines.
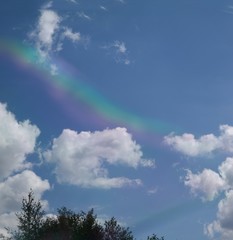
2,191 -> 165,240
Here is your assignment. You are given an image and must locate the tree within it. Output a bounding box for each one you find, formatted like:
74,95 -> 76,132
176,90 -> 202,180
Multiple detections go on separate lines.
75,209 -> 104,240
15,190 -> 45,240
4,191 -> 166,240
40,208 -> 104,240
147,234 -> 164,240
104,217 -> 134,240
40,207 -> 77,240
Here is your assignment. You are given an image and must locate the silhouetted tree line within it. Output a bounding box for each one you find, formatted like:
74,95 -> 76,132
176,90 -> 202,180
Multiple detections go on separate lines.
1,191 -> 164,240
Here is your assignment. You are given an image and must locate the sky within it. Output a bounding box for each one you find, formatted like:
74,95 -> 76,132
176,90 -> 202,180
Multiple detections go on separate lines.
2,0 -> 233,239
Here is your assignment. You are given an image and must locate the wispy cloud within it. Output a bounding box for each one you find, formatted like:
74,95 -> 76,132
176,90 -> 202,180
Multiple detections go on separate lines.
78,12 -> 92,21
66,0 -> 78,4
42,1 -> 53,9
147,187 -> 158,195
102,40 -> 131,65
29,6 -> 89,74
223,5 -> 233,15
63,27 -> 81,42
100,5 -> 108,11
115,0 -> 126,4
29,9 -> 61,60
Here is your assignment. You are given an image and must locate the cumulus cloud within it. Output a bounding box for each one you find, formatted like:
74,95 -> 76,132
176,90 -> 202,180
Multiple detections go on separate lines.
184,169 -> 225,201
0,170 -> 50,235
164,125 -> 233,157
44,128 -> 154,189
184,158 -> 233,201
205,191 -> 233,240
0,212 -> 17,237
0,103 -> 40,180
168,124 -> 233,239
219,157 -> 233,187
204,159 -> 233,239
164,133 -> 220,157
0,170 -> 50,214
182,157 -> 233,239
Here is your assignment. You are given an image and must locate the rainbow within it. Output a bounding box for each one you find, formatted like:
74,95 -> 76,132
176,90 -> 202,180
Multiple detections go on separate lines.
0,39 -> 178,135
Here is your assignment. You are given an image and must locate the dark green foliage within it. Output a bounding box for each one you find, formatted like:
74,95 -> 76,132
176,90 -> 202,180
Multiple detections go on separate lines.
104,217 -> 134,240
147,234 -> 164,240
15,190 -> 44,240
40,207 -> 79,240
40,208 -> 104,240
5,191 -> 165,240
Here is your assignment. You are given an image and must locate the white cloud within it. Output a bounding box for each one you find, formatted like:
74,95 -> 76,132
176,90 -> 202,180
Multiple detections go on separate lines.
184,158 -> 233,201
30,9 -> 61,59
44,128 -> 154,189
100,5 -> 108,11
164,133 -> 220,157
0,103 -> 40,180
63,27 -> 81,43
102,41 -> 130,65
0,170 -> 50,235
50,63 -> 58,75
0,212 -> 17,237
219,125 -> 233,152
183,157 -> 233,239
217,190 -> 233,230
78,12 -> 92,21
29,6 -> 89,71
0,170 -> 50,214
219,157 -> 233,187
114,41 -> 127,53
41,1 -> 53,9
67,0 -> 78,3
116,0 -> 126,4
184,169 -> 225,201
164,125 -> 233,157
147,187 -> 158,195
205,191 -> 233,240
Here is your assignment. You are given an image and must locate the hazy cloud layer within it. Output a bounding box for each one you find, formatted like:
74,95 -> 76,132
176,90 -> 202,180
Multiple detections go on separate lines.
164,125 -> 233,157
0,103 -> 40,180
44,128 -> 154,189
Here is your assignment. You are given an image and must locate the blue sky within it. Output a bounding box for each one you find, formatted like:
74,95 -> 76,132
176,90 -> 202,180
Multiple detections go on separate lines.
1,0 -> 233,239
